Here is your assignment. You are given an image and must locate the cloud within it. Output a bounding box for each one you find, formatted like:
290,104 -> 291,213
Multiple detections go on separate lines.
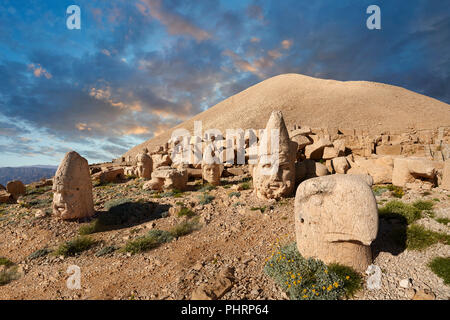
281,39 -> 293,50
137,0 -> 211,41
27,63 -> 52,79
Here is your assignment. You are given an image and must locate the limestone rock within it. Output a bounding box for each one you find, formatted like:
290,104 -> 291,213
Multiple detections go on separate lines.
0,190 -> 14,204
295,175 -> 378,272
6,180 -> 26,199
295,160 -> 329,184
332,157 -> 349,174
290,135 -> 313,150
52,151 -> 95,220
92,167 -> 125,184
304,137 -> 333,160
392,157 -> 440,187
441,159 -> 450,190
144,166 -> 188,191
191,267 -> 234,300
152,154 -> 172,170
322,147 -> 343,160
412,289 -> 435,300
347,156 -> 394,184
376,144 -> 402,156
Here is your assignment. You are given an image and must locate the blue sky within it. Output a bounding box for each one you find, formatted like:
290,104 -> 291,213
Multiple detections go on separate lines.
0,0 -> 448,167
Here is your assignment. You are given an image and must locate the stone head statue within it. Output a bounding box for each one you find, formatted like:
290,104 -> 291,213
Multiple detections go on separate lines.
294,174 -> 378,272
53,151 -> 94,220
136,152 -> 153,179
253,111 -> 297,200
202,148 -> 223,186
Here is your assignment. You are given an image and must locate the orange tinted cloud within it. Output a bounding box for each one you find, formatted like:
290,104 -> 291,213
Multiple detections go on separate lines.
28,64 -> 52,79
281,39 -> 293,49
138,0 -> 211,41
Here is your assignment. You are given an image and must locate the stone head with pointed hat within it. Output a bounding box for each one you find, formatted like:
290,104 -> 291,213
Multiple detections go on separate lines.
253,111 -> 297,200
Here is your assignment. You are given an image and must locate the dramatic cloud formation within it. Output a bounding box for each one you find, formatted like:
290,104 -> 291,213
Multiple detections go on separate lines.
0,0 -> 448,166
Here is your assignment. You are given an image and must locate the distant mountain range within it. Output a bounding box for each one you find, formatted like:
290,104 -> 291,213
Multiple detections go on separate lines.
0,166 -> 58,186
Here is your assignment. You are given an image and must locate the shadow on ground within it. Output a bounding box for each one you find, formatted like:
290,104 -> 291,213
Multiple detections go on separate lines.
372,216 -> 407,259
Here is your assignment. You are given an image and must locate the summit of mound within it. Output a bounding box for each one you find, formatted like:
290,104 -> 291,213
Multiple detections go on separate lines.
124,73 -> 450,158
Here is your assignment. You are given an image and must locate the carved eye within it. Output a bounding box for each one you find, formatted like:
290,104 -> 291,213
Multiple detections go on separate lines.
300,218 -> 304,223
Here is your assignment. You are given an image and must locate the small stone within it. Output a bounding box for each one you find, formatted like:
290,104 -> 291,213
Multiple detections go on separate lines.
399,278 -> 412,289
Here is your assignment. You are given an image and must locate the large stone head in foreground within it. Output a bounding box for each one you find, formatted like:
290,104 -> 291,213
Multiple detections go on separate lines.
253,111 -> 297,200
53,151 -> 94,220
294,174 -> 378,272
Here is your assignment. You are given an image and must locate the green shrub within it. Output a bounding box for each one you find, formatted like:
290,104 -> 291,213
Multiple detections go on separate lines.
406,225 -> 450,250
177,207 -> 195,217
124,229 -> 173,254
170,219 -> 201,238
0,257 -> 14,267
95,246 -> 117,257
328,264 -> 362,298
198,193 -> 215,205
240,182 -> 251,190
55,236 -> 96,257
428,257 -> 450,285
28,248 -> 51,260
386,185 -> 404,198
197,184 -> 216,192
250,206 -> 267,213
228,191 -> 241,198
436,218 -> 450,225
0,266 -> 19,286
264,243 -> 347,300
378,200 -> 422,224
160,189 -> 184,198
412,200 -> 434,211
372,185 -> 389,196
79,221 -> 99,235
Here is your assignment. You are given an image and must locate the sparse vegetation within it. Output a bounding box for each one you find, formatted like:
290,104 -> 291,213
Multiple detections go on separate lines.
228,191 -> 241,198
436,218 -> 450,225
405,225 -> 450,250
170,218 -> 201,238
177,206 -> 195,218
240,182 -> 251,190
0,266 -> 20,286
412,200 -> 434,211
372,185 -> 389,196
197,193 -> 215,205
250,206 -> 267,213
428,257 -> 450,285
386,185 -> 404,198
378,200 -> 422,224
0,257 -> 14,267
264,243 -> 359,300
28,248 -> 51,260
197,184 -> 216,192
160,189 -> 184,198
54,236 -> 96,257
95,246 -> 117,257
124,230 -> 174,254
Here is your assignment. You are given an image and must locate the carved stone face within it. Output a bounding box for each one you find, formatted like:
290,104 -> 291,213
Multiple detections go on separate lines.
253,152 -> 295,200
136,152 -> 153,179
202,163 -> 222,186
52,151 -> 94,220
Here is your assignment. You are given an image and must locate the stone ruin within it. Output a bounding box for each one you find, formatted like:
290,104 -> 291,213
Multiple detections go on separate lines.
143,166 -> 188,191
294,174 -> 378,272
52,151 -> 95,220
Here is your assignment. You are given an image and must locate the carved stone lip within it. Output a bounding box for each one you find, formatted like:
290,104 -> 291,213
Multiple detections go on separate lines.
325,232 -> 373,246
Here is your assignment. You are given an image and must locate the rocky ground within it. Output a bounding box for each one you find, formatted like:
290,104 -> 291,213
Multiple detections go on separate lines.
0,174 -> 448,300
